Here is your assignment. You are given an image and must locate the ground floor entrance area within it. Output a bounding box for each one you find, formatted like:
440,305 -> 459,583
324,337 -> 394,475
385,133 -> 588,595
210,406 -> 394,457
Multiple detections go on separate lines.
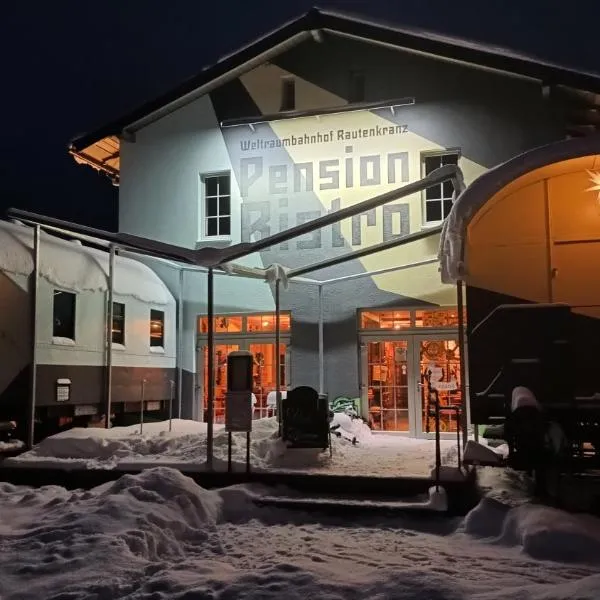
359,307 -> 464,437
197,312 -> 291,423
196,307 -> 465,438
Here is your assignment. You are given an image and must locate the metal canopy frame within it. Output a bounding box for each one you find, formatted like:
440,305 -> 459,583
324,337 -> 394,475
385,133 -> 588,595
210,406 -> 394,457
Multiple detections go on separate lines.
7,162 -> 464,466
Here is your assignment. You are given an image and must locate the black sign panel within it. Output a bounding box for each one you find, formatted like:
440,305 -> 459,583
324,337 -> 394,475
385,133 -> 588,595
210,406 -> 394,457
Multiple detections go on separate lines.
281,386 -> 329,449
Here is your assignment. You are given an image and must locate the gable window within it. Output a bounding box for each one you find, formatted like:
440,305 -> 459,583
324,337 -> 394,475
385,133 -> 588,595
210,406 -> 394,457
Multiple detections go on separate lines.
202,173 -> 231,238
150,309 -> 164,348
53,290 -> 76,340
349,71 -> 365,103
280,77 -> 296,111
422,151 -> 460,224
112,302 -> 125,345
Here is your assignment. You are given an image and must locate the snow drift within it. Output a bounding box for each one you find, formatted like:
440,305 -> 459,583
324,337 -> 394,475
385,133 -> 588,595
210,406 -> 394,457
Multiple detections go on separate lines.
1,467 -> 600,599
6,417 -> 459,477
463,496 -> 600,564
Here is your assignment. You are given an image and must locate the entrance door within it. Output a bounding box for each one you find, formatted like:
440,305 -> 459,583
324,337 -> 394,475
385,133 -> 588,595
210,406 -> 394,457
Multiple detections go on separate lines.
414,335 -> 462,436
200,341 -> 242,423
248,342 -> 287,419
198,340 -> 289,422
363,340 -> 413,433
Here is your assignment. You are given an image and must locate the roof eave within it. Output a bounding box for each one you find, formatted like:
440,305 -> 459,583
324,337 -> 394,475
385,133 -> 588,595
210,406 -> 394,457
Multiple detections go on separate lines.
69,10 -> 320,151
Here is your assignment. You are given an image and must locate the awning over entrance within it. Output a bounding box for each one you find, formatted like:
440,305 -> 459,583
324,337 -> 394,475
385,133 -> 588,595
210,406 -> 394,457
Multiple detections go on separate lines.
439,134 -> 600,285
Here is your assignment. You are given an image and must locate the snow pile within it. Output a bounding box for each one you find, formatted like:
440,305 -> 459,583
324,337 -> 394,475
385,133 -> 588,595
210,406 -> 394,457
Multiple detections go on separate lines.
0,439 -> 24,452
6,417 -> 458,477
462,496 -> 600,564
1,467 -> 600,599
0,220 -> 171,305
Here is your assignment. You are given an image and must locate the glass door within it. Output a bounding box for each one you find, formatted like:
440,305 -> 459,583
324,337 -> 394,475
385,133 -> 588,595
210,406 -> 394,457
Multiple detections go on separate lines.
199,341 -> 242,423
198,340 -> 288,423
248,342 -> 287,419
362,339 -> 413,433
414,336 -> 462,436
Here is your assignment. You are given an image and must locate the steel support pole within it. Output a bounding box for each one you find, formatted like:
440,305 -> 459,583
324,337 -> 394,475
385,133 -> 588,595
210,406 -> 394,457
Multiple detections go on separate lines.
457,280 -> 469,448
275,279 -> 281,426
105,244 -> 116,429
206,267 -> 215,470
318,285 -> 324,396
177,269 -> 184,419
27,225 -> 40,449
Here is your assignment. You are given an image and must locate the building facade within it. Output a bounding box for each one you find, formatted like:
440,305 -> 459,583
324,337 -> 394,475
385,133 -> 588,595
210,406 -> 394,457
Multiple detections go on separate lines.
69,9 -> 600,436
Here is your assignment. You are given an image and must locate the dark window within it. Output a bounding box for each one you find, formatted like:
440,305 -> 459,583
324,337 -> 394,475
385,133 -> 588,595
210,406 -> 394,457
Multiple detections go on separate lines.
112,302 -> 125,345
423,152 -> 460,223
150,309 -> 164,347
349,71 -> 365,103
203,173 -> 231,237
53,290 -> 76,340
280,77 -> 296,111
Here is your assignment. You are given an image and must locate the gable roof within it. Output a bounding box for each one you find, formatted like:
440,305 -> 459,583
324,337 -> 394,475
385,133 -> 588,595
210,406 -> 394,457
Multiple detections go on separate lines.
69,6 -> 600,183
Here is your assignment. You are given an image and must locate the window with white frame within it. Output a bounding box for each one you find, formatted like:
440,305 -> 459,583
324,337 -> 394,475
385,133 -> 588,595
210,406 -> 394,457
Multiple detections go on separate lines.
202,173 -> 231,238
53,290 -> 76,340
422,151 -> 460,224
150,309 -> 165,348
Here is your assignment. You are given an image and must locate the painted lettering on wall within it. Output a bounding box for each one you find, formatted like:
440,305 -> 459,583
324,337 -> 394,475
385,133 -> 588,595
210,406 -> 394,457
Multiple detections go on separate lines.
239,124 -> 409,152
241,199 -> 410,250
240,147 -> 409,197
239,144 -> 411,250
217,108 -> 417,252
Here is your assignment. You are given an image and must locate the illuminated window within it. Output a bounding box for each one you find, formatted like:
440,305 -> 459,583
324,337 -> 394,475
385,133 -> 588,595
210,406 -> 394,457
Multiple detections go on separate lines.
112,302 -> 125,345
422,151 -> 459,224
414,308 -> 462,328
280,77 -> 296,111
247,313 -> 291,333
197,312 -> 291,334
202,173 -> 231,238
150,309 -> 164,347
53,290 -> 76,340
198,316 -> 243,334
360,310 -> 411,330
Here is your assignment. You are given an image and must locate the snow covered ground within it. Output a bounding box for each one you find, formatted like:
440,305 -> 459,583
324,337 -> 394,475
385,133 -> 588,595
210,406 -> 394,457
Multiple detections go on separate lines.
1,466 -> 600,599
4,416 -> 461,477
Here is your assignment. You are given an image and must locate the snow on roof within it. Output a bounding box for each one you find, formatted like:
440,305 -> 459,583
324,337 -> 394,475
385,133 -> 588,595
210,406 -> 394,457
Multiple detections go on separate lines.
0,220 -> 173,305
439,135 -> 600,284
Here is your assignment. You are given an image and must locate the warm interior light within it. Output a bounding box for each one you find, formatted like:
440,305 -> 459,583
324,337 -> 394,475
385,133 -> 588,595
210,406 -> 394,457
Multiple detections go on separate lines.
262,320 -> 270,327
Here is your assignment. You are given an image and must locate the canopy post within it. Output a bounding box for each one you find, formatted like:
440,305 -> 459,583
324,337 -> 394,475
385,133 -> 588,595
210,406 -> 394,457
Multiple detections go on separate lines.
105,244 -> 116,429
457,279 -> 469,448
27,225 -> 40,450
318,285 -> 324,396
275,278 -> 282,433
177,269 -> 184,419
206,267 -> 215,470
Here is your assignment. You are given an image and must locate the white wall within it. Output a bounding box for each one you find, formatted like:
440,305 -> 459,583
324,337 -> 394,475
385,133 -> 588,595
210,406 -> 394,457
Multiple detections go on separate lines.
33,278 -> 176,369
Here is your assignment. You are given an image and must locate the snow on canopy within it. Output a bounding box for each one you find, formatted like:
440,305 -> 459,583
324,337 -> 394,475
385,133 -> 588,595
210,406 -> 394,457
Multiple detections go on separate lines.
0,220 -> 173,305
439,134 -> 600,284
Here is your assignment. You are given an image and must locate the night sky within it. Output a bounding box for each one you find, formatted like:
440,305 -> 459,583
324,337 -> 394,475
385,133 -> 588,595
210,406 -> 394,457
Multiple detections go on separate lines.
2,0 -> 598,231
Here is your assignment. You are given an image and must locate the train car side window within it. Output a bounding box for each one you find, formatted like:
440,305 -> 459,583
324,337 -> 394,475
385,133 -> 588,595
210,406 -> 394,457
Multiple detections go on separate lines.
112,302 -> 125,345
150,309 -> 164,348
53,290 -> 76,340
